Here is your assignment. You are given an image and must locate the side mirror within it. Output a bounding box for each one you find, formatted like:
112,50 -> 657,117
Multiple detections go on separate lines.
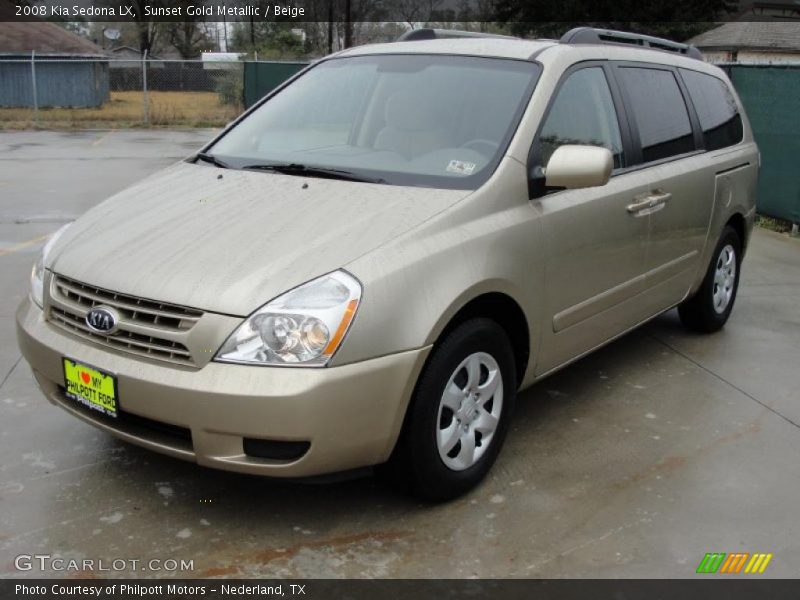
544,145 -> 613,190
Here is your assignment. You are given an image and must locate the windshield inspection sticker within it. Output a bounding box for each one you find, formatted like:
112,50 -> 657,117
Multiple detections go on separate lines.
446,159 -> 477,175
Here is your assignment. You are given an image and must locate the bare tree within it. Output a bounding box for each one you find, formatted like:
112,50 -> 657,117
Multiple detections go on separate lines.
165,3 -> 214,59
128,0 -> 161,55
392,0 -> 444,28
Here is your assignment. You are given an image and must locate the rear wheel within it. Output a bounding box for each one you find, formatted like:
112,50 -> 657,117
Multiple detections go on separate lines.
395,318 -> 516,501
678,225 -> 742,333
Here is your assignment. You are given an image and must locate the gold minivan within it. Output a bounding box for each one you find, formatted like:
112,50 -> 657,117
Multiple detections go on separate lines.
17,28 -> 758,499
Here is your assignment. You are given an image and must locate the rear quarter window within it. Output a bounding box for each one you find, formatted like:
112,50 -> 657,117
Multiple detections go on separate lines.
679,68 -> 743,151
618,67 -> 696,163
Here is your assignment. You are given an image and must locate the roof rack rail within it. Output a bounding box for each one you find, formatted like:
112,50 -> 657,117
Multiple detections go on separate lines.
560,27 -> 703,60
397,28 -> 518,42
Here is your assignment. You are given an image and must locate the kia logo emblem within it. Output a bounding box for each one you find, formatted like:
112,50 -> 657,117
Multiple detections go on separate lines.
85,306 -> 119,334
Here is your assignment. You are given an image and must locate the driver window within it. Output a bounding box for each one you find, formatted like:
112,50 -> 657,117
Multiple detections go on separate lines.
537,67 -> 625,169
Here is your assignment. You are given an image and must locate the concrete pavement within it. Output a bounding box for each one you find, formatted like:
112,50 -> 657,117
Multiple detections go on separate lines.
0,130 -> 798,578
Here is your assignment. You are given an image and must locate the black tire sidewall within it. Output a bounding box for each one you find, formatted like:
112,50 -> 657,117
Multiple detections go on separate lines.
698,226 -> 743,329
404,318 -> 517,500
680,225 -> 743,333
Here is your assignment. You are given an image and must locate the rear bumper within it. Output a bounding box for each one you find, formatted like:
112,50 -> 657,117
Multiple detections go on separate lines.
16,297 -> 429,477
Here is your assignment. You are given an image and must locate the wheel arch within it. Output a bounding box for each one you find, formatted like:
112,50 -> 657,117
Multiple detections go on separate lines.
427,290 -> 531,388
385,289 -> 531,478
725,212 -> 748,251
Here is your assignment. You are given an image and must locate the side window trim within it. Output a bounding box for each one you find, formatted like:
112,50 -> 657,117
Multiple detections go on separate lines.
609,61 -> 704,167
601,62 -> 637,168
527,60 -> 633,199
672,65 -> 705,150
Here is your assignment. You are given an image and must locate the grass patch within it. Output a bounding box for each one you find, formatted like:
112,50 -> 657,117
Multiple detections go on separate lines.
0,91 -> 241,129
756,214 -> 794,234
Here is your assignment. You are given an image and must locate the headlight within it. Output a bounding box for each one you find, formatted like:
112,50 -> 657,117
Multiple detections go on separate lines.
215,270 -> 362,367
30,223 -> 71,308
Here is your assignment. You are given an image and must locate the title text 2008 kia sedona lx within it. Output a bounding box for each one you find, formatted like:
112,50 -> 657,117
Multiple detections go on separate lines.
17,28 -> 758,499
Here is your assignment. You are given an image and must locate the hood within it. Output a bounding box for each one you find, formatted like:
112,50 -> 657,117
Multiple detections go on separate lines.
50,162 -> 469,316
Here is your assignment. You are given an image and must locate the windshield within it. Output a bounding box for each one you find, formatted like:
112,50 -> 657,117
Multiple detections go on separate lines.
206,54 -> 541,189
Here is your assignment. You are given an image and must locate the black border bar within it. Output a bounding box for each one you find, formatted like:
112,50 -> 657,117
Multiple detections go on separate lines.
4,0 -> 800,23
5,579 -> 800,600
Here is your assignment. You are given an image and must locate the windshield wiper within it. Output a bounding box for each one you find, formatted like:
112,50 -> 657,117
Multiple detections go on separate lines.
242,162 -> 385,184
194,152 -> 230,169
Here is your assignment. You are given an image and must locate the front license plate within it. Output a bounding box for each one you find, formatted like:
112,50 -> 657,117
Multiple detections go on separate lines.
62,358 -> 118,418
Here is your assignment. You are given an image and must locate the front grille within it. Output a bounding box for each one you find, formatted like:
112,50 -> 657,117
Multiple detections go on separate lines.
49,275 -> 202,366
54,275 -> 202,330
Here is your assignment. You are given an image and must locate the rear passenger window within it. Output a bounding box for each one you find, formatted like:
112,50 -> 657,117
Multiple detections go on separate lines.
618,67 -> 695,163
537,67 -> 624,169
680,69 -> 743,151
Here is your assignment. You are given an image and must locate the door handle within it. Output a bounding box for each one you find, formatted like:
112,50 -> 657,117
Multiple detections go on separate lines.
648,190 -> 672,204
626,198 -> 652,213
627,190 -> 672,214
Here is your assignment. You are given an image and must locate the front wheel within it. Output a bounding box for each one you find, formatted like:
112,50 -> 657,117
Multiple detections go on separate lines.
678,225 -> 742,333
396,318 -> 517,501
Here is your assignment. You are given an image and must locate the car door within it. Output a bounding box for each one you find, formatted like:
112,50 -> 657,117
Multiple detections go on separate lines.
613,64 -> 716,313
530,64 -> 652,375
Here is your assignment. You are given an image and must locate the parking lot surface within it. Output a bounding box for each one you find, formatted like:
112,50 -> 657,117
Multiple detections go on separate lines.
1,130 -> 799,578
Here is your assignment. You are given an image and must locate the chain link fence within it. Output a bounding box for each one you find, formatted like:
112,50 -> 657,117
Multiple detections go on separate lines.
0,55 -> 247,128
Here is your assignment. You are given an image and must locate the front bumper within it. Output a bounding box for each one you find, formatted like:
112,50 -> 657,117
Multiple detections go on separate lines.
16,297 -> 430,477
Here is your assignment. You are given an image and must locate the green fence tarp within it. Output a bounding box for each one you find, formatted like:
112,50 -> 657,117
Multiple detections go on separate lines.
729,66 -> 800,223
243,61 -> 308,109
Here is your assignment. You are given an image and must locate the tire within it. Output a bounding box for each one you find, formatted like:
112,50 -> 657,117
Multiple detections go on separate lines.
394,318 -> 517,501
678,225 -> 742,333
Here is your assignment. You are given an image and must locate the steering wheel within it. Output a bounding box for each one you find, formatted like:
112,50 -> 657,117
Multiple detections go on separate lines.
460,139 -> 500,156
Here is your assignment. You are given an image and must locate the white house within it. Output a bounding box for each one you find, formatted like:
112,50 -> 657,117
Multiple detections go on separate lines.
689,22 -> 800,64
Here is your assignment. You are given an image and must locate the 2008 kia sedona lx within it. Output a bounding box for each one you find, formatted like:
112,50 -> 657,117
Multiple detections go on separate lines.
17,28 -> 758,499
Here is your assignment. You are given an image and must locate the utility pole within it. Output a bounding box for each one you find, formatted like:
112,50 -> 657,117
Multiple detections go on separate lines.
222,11 -> 229,52
327,0 -> 333,53
344,0 -> 352,48
30,50 -> 38,119
142,49 -> 149,126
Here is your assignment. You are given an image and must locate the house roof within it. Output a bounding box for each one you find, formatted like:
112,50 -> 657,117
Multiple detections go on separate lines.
0,21 -> 106,56
688,22 -> 800,52
109,46 -> 150,58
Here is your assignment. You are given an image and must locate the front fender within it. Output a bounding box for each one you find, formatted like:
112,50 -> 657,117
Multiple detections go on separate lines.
331,158 -> 544,381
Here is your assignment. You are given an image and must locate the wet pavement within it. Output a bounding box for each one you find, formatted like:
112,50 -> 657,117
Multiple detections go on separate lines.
1,130 -> 799,578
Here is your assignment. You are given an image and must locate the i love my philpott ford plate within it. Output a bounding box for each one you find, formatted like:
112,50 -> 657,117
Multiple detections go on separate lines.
62,357 -> 118,418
